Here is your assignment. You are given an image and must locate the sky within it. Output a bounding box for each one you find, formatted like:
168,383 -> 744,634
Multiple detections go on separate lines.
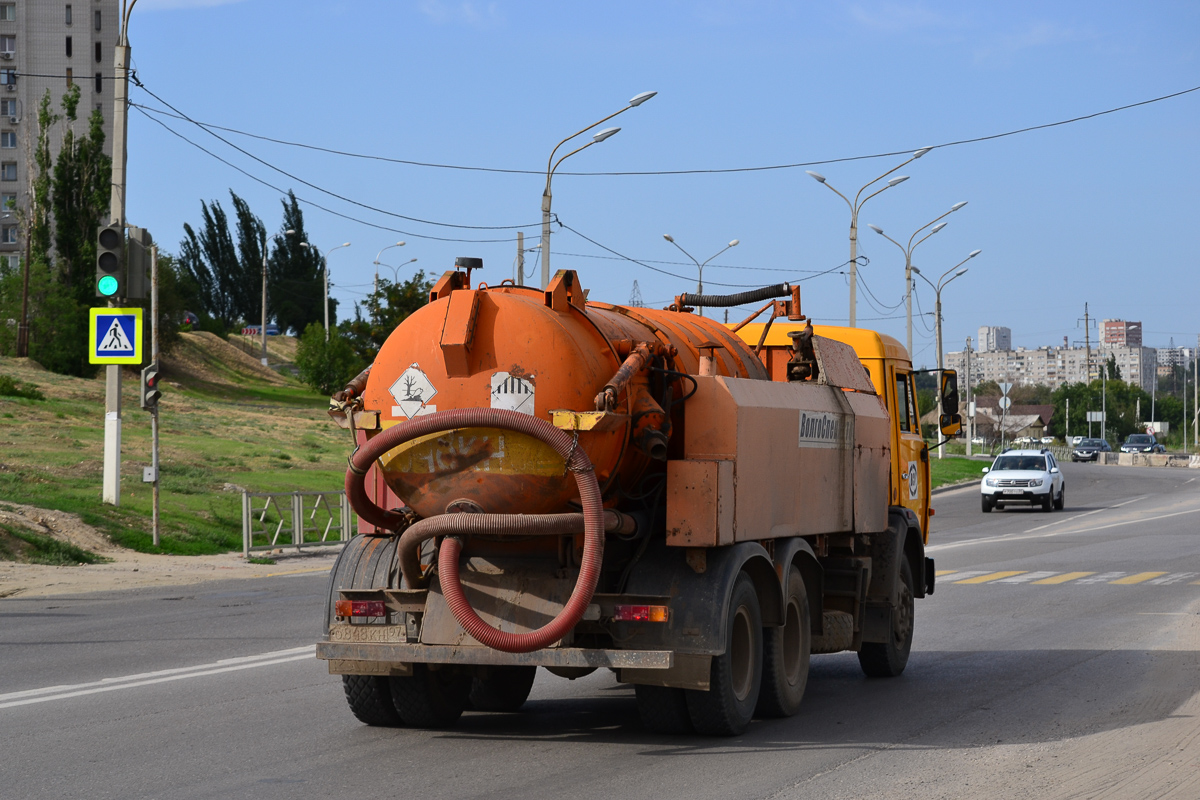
122,0 -> 1200,367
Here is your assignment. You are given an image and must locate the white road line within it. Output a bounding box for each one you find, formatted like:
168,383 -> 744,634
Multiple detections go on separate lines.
928,505 -> 1200,553
1022,495 -> 1147,534
1148,572 -> 1199,585
997,571 -> 1059,583
1076,572 -> 1127,584
0,646 -> 316,710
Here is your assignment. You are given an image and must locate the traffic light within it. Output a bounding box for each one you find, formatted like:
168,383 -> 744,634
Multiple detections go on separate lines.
126,227 -> 153,301
140,360 -> 161,410
96,223 -> 124,298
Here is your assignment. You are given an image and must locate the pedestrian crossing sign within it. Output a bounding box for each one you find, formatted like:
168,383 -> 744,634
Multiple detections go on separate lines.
89,308 -> 144,365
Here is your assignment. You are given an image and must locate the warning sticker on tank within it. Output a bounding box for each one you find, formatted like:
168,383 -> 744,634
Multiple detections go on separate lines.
798,411 -> 850,449
389,363 -> 438,419
490,371 -> 536,415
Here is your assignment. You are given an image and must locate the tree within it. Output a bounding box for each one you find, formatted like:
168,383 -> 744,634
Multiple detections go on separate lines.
178,191 -> 264,331
51,85 -> 111,305
295,322 -> 362,395
1051,379 -> 1150,443
339,271 -> 433,364
268,191 -> 326,335
1106,355 -> 1121,381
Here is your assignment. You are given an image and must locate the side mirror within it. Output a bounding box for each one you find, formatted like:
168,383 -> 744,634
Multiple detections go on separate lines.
1050,467 -> 1060,474
981,467 -> 989,474
940,369 -> 960,415
939,413 -> 962,437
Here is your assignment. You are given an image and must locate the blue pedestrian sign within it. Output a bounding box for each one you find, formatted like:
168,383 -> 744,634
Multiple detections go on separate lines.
89,308 -> 143,365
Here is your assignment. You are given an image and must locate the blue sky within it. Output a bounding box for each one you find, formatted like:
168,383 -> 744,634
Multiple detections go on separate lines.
125,1 -> 1199,365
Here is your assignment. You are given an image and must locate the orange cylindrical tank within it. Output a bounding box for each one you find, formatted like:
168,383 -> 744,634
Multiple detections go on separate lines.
359,272 -> 768,518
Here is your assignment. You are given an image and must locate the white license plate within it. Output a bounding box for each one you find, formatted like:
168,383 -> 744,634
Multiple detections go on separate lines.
1002,488 -> 1024,495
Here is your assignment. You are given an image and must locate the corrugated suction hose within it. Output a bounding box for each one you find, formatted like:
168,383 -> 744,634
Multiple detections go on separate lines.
344,408 -> 604,654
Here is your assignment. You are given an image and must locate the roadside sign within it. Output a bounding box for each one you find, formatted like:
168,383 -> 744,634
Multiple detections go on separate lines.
999,382 -> 1013,396
89,308 -> 143,365
998,397 -> 1012,410
1086,411 -> 1105,422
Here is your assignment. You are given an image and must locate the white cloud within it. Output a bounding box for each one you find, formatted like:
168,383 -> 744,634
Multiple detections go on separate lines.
418,0 -> 504,28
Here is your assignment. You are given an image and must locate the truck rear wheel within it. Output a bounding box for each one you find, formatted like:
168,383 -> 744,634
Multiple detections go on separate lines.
686,573 -> 763,736
857,557 -> 914,678
634,684 -> 694,734
468,666 -> 537,712
757,569 -> 810,718
390,665 -> 472,728
342,675 -> 404,727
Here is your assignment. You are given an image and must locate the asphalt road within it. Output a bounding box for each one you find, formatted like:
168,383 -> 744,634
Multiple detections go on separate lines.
2,463 -> 1198,799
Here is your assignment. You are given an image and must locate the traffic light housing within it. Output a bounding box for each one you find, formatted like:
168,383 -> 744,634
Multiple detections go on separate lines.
96,223 -> 124,298
126,227 -> 153,301
140,360 -> 161,410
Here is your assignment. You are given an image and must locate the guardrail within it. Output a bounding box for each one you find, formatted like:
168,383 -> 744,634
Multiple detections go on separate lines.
241,490 -> 354,556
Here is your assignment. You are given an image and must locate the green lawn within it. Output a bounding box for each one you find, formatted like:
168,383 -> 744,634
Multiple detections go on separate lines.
929,455 -> 987,489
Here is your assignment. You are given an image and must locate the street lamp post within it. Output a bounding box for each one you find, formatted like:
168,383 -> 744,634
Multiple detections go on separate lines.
299,241 -> 350,341
541,91 -> 657,289
806,146 -> 930,327
662,235 -> 739,317
912,248 -> 981,458
372,241 -> 405,297
260,228 -> 269,366
867,200 -> 967,356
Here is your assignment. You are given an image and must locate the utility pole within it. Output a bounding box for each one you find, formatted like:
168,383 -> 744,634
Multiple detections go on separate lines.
1081,302 -> 1092,383
965,336 -> 973,457
102,1 -> 136,506
516,231 -> 525,286
149,245 -> 160,546
260,228 -> 268,366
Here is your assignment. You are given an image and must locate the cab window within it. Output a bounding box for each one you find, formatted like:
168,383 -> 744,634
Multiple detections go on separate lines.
896,373 -> 912,432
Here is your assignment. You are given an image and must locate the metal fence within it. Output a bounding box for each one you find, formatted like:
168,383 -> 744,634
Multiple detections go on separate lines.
242,490 -> 354,556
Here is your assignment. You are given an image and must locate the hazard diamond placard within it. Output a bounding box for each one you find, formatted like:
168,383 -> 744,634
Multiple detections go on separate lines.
89,308 -> 144,365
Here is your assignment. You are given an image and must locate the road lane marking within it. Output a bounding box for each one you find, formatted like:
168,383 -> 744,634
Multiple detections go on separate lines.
0,646 -> 316,710
928,505 -> 1200,553
954,571 -> 1026,584
1076,572 -> 1127,584
1148,573 -> 1198,585
1032,572 -> 1095,584
1022,495 -> 1147,534
997,571 -> 1059,583
264,567 -> 333,577
940,571 -> 991,581
1110,572 -> 1169,584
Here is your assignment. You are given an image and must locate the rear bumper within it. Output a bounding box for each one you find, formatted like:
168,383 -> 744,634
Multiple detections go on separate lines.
316,640 -> 673,670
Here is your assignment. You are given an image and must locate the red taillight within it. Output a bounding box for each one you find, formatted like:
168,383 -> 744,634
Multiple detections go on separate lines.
335,599 -> 387,618
613,604 -> 668,623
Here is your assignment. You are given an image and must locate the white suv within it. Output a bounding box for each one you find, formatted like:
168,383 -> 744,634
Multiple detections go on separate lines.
980,449 -> 1065,513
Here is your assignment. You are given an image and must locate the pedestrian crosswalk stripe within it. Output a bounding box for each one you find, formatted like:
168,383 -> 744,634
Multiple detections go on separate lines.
954,571 -> 1027,584
1110,572 -> 1169,585
935,570 -> 958,576
940,570 -> 990,581
1076,572 -> 1127,584
1149,572 -> 1198,585
1032,572 -> 1095,584
997,571 -> 1059,583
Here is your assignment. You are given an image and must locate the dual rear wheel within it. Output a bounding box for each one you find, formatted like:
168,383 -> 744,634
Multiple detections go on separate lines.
342,664 -> 536,728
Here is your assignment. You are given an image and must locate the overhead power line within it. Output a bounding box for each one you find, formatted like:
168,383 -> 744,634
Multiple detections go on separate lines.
132,83 -> 1200,176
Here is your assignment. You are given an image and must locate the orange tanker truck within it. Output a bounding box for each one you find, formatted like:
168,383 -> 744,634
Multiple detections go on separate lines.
317,259 -> 961,736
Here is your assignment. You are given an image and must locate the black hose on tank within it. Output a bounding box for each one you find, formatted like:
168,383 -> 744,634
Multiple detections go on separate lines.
679,283 -> 791,308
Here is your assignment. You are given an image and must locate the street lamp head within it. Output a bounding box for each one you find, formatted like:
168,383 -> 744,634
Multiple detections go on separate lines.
728,239 -> 739,247
285,229 -> 296,235
867,224 -> 884,235
592,127 -> 620,143
663,234 -> 675,243
340,242 -> 351,247
950,201 -> 968,212
955,268 -> 968,277
931,222 -> 947,234
887,176 -> 909,187
913,147 -> 933,158
910,266 -> 922,275
968,248 -> 982,258
299,242 -> 311,249
628,91 -> 657,107
805,170 -> 826,183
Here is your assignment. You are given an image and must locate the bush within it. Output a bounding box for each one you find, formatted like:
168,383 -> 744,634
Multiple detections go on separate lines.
294,322 -> 362,395
0,374 -> 45,400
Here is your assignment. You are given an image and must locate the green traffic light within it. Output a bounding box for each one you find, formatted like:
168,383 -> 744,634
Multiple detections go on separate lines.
97,275 -> 119,296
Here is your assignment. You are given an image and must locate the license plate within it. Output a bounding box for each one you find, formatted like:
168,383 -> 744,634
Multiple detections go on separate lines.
1002,488 -> 1024,495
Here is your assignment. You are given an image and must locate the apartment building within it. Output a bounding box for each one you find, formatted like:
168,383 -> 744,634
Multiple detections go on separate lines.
947,343 -> 1157,393
1103,319 -> 1142,348
0,0 -> 118,268
977,325 -> 1011,352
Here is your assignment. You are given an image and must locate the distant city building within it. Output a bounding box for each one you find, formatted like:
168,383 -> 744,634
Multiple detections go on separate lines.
948,342 -> 1156,393
977,326 -> 1011,352
1157,346 -> 1193,368
1102,319 -> 1142,348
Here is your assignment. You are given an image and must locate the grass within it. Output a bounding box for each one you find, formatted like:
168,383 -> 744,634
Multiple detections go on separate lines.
0,338 -> 355,558
930,455 -> 986,489
0,374 -> 45,401
0,523 -> 111,566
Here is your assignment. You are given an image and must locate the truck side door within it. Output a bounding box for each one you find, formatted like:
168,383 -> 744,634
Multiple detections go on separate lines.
892,367 -> 929,534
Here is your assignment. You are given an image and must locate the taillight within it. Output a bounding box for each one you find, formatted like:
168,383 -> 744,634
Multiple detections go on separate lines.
335,599 -> 387,618
613,605 -> 668,622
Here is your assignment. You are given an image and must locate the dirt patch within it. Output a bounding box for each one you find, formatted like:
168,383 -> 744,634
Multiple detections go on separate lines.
163,332 -> 293,387
0,502 -> 340,599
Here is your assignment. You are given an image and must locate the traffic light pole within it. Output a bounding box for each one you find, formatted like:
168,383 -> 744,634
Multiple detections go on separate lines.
102,16 -> 133,506
150,245 -> 160,546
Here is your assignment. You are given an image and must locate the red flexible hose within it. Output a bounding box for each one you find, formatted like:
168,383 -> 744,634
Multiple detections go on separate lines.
344,408 -> 605,654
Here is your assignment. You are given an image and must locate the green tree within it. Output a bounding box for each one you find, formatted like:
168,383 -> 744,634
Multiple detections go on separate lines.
1051,379 -> 1150,444
51,85 -> 111,305
973,380 -> 1000,397
294,322 -> 362,395
268,191 -> 326,336
178,191 -> 265,331
339,271 -> 433,364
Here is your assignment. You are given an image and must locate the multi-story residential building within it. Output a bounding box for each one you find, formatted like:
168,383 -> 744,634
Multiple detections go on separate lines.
0,0 -> 118,269
977,325 -> 1012,352
947,343 -> 1157,393
1103,319 -> 1142,348
1157,346 -> 1194,368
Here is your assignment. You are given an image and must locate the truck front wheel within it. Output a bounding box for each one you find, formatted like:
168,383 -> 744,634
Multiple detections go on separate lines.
756,569 -> 810,718
857,558 -> 914,678
686,573 -> 763,736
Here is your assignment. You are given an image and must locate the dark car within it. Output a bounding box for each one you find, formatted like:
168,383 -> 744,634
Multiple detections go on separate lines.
1071,438 -> 1111,462
1120,433 -> 1165,454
